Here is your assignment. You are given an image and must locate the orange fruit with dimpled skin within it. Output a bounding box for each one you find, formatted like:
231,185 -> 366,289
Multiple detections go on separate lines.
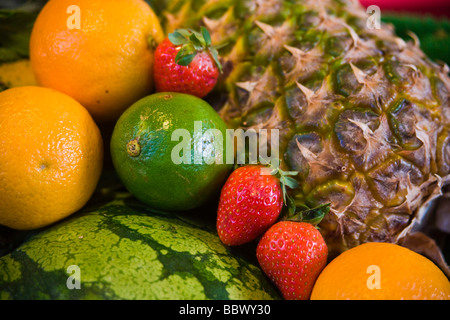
0,86 -> 103,230
30,0 -> 164,123
310,242 -> 450,300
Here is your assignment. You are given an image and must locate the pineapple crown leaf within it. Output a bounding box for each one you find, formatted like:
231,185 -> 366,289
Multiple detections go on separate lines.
168,27 -> 225,73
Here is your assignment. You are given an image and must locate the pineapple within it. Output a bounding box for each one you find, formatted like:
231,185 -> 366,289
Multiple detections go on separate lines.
156,0 -> 450,258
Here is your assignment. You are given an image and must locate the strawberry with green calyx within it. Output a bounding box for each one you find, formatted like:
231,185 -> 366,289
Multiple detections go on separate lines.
256,219 -> 329,300
259,157 -> 299,215
256,201 -> 330,300
216,160 -> 299,246
153,27 -> 225,98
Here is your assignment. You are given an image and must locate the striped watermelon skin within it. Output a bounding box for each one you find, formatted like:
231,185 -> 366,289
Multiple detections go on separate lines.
0,194 -> 280,300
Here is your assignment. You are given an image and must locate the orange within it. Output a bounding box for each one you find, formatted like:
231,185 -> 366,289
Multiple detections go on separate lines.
30,0 -> 164,123
310,242 -> 450,300
0,86 -> 103,230
0,60 -> 37,89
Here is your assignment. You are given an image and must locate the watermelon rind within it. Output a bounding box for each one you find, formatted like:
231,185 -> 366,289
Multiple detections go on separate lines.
0,194 -> 280,300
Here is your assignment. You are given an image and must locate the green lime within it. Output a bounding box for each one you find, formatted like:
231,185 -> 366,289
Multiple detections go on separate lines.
110,92 -> 233,211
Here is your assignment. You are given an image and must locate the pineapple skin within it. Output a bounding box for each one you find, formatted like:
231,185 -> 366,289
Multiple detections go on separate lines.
158,0 -> 450,258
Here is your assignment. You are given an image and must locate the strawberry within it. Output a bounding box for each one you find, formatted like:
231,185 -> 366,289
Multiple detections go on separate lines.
256,216 -> 329,300
216,163 -> 299,246
153,27 -> 224,98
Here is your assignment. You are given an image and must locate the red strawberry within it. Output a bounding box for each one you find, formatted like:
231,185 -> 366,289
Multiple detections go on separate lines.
256,220 -> 328,300
256,221 -> 328,300
216,164 -> 298,246
153,27 -> 224,98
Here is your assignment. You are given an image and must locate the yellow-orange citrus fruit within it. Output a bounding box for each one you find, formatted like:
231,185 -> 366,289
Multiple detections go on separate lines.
30,0 -> 164,123
310,242 -> 450,300
0,86 -> 103,230
0,60 -> 37,89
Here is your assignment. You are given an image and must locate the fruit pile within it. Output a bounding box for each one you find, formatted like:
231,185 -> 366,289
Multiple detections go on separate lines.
0,0 -> 449,300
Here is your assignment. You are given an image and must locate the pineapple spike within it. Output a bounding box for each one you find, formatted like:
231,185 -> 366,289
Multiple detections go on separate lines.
235,81 -> 257,93
283,45 -> 323,82
256,20 -> 293,41
348,115 -> 393,170
295,139 -> 321,167
404,64 -> 419,73
344,22 -> 360,47
396,37 -> 407,50
349,63 -> 386,110
296,78 -> 331,107
415,122 -> 432,164
317,12 -> 359,48
295,139 -> 317,161
283,45 -> 306,58
398,172 -> 437,215
164,0 -> 193,33
202,16 -> 220,31
349,63 -> 367,84
254,20 -> 275,37
407,31 -> 421,48
202,6 -> 235,43
348,118 -> 377,142
402,173 -> 445,226
295,138 -> 338,173
254,19 -> 293,58
295,81 -> 315,103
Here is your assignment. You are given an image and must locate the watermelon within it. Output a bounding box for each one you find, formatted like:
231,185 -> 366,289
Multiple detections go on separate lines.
0,191 -> 280,300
